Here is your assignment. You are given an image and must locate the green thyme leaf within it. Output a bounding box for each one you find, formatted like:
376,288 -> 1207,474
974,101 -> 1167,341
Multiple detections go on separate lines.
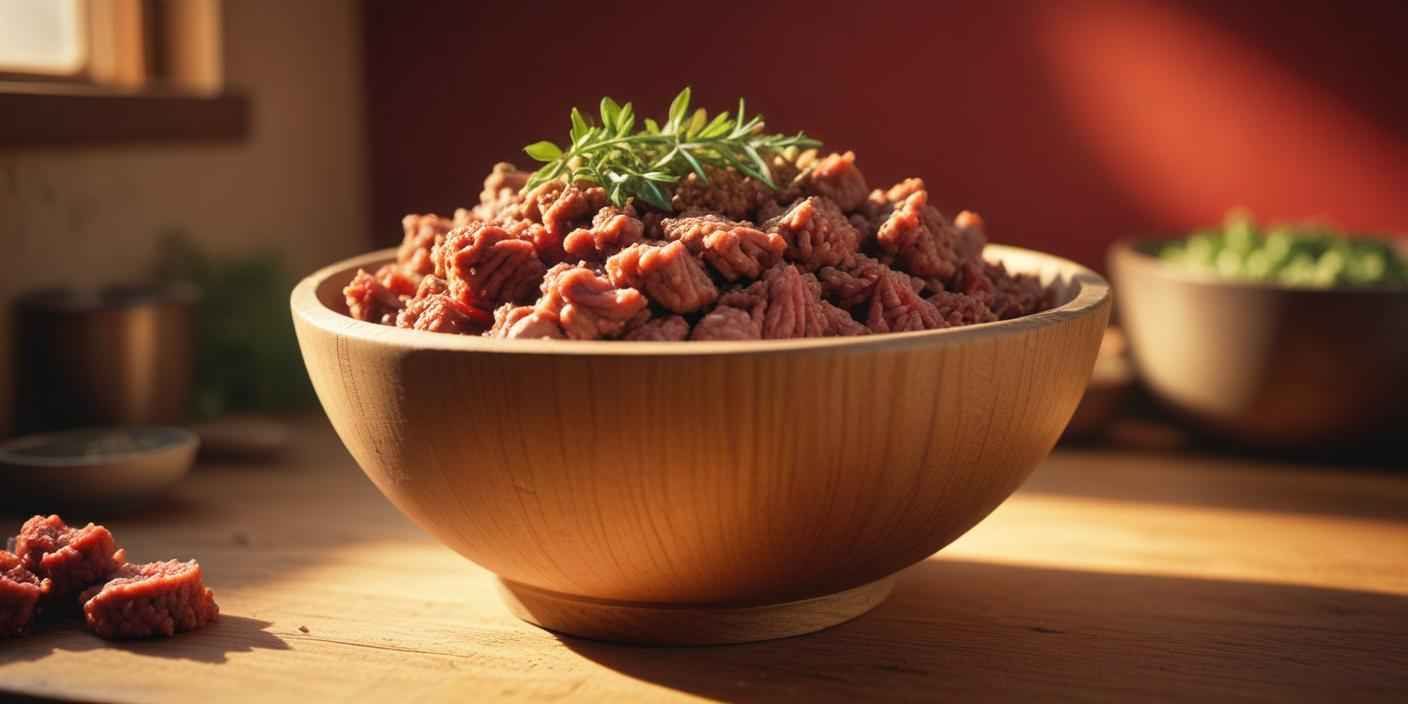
523,141 -> 563,162
521,86 -> 822,209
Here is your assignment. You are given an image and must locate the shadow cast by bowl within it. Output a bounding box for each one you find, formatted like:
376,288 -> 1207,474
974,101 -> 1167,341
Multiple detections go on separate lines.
558,559 -> 1408,702
0,615 -> 287,665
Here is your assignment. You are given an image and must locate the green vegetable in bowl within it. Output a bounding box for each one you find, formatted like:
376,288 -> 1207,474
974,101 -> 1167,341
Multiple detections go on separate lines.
1158,211 -> 1408,288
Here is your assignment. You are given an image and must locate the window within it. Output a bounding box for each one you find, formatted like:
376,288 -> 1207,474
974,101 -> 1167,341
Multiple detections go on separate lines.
0,0 -> 87,77
0,0 -> 247,145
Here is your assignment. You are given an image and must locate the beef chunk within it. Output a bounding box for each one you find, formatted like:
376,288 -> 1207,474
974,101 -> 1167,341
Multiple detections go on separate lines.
472,162 -> 530,223
690,305 -> 760,341
12,515 -> 125,597
522,181 -> 610,239
343,264 -> 416,324
396,293 -> 488,334
489,304 -> 566,339
81,560 -> 218,640
865,268 -> 945,333
661,214 -> 787,282
606,241 -> 719,314
623,314 -> 691,341
563,206 -> 646,260
437,223 -> 547,309
1,551 -> 49,637
817,255 -> 926,310
672,167 -> 774,221
983,261 -> 1055,320
536,263 -> 647,340
398,214 -> 453,276
693,265 -> 865,340
875,189 -> 966,280
928,290 -> 998,326
763,196 -> 860,272
801,151 -> 869,212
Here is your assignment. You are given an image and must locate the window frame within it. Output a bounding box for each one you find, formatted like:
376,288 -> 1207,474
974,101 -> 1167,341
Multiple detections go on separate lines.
0,0 -> 248,146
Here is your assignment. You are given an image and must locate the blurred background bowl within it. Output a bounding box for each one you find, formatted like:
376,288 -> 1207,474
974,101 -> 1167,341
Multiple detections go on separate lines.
292,245 -> 1110,645
1109,240 -> 1408,448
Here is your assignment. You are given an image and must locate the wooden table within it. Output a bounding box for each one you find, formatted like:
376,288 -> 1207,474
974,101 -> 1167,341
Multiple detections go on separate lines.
2,418 -> 1405,702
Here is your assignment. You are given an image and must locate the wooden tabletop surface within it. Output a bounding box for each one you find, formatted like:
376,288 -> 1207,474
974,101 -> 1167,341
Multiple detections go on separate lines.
1,417 -> 1405,703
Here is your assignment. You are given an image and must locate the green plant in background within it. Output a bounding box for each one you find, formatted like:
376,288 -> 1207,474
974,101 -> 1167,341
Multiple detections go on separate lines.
152,231 -> 315,420
1159,210 -> 1408,288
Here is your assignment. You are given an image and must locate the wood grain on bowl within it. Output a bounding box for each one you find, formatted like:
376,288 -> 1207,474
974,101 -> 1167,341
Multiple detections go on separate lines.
291,245 -> 1110,644
1110,241 -> 1408,448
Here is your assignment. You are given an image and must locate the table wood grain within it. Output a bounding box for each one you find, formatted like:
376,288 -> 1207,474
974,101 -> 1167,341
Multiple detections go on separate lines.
2,418 -> 1404,703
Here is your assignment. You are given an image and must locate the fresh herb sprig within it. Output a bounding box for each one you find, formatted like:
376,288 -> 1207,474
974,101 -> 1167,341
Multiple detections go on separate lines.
521,87 -> 821,211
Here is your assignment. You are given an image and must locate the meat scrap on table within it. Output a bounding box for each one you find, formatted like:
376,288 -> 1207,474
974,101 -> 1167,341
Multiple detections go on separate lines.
1,514 -> 218,640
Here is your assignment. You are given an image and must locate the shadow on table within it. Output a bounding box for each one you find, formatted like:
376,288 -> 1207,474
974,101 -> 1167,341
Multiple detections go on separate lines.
0,615 -> 287,665
1025,443 -> 1408,524
560,559 -> 1408,702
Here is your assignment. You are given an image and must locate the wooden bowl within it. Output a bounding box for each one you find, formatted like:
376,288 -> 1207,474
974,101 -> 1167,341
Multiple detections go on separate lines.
291,246 -> 1110,644
1109,240 -> 1408,448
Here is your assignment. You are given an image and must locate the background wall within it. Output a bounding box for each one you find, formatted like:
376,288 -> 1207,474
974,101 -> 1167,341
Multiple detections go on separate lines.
0,0 -> 371,435
363,0 -> 1408,266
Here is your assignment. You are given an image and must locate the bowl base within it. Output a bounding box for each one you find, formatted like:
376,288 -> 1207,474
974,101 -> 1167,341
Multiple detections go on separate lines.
497,575 -> 896,645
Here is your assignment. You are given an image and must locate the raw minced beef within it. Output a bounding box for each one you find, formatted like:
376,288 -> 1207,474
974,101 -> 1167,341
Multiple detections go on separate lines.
1,550 -> 49,637
564,206 -> 646,260
623,314 -> 691,341
11,515 -> 125,597
347,149 -> 1056,340
606,241 -> 719,314
660,213 -> 787,282
762,196 -> 860,272
81,560 -> 219,640
4,516 -> 219,642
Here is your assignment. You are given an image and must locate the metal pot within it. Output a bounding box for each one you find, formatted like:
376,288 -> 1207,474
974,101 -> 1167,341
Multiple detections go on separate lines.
13,284 -> 198,434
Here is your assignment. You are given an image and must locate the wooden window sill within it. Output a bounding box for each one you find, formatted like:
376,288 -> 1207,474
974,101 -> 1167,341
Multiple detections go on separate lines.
0,81 -> 249,147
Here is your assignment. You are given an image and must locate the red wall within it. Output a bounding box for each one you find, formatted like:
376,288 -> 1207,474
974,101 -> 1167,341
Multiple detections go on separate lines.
362,0 -> 1408,269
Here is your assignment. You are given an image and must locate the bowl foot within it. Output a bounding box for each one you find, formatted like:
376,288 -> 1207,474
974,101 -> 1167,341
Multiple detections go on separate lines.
497,575 -> 896,646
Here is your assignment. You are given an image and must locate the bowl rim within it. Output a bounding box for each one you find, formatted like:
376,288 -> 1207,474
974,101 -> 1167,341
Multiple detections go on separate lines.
1110,238 -> 1408,296
292,244 -> 1110,356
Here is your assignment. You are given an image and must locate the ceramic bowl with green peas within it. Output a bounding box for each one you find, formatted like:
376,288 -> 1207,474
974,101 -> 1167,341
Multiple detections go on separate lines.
1157,211 -> 1408,288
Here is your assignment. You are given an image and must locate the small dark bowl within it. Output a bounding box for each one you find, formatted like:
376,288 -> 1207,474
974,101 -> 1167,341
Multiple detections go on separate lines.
1108,240 -> 1408,449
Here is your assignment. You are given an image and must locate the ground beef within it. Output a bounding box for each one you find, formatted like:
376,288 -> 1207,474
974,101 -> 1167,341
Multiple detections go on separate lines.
80,560 -> 218,640
398,214 -> 453,276
344,264 -> 416,324
11,515 -> 125,598
488,304 -> 566,339
606,241 -> 719,314
690,305 -> 760,341
1,551 -> 49,637
521,181 -> 610,240
661,213 -> 787,282
929,290 -> 998,326
982,261 -> 1055,320
472,162 -> 530,223
866,267 -> 946,333
437,223 -> 546,310
348,154 -> 1056,340
801,151 -> 869,212
693,264 -> 864,340
875,189 -> 968,280
817,255 -> 926,310
563,206 -> 646,260
763,196 -> 860,271
396,293 -> 487,334
535,263 -> 647,340
672,167 -> 774,221
623,314 -> 691,341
